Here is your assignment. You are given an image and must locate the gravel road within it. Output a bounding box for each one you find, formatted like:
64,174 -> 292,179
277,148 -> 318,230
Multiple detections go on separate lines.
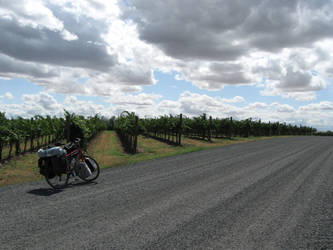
0,136 -> 332,249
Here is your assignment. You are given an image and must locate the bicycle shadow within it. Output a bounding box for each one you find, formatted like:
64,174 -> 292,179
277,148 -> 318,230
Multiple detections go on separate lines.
67,180 -> 98,188
27,181 -> 98,196
27,188 -> 63,196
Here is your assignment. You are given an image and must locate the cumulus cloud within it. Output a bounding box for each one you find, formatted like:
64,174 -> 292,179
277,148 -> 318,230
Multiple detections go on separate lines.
1,91 -> 332,130
221,96 -> 245,103
63,95 -> 113,117
0,54 -> 58,79
0,0 -> 159,97
0,92 -> 14,100
124,0 -> 333,95
273,103 -> 296,113
4,92 -> 13,99
253,47 -> 330,101
22,92 -> 63,115
127,0 -> 333,58
1,0 -> 333,98
0,92 -> 114,118
0,14 -> 115,71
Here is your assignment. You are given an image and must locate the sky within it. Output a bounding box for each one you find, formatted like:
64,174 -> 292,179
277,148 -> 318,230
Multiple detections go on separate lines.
0,0 -> 333,131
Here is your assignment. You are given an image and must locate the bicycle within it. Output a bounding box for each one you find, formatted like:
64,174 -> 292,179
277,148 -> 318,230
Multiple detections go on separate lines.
38,138 -> 100,189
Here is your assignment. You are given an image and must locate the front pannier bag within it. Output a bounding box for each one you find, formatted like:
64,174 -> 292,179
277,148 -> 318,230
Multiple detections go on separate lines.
76,162 -> 92,179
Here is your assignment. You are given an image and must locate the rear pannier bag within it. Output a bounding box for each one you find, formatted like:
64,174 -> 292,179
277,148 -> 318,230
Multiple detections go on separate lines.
38,147 -> 67,177
51,155 -> 67,175
38,158 -> 55,179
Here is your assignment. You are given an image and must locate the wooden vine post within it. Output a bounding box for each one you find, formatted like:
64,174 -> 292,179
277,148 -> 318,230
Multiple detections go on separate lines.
178,113 -> 183,146
229,117 -> 233,139
208,116 -> 212,142
133,115 -> 138,154
65,113 -> 71,143
30,118 -> 34,151
202,113 -> 207,140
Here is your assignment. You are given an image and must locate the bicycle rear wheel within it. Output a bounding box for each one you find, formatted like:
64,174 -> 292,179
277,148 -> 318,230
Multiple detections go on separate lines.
46,172 -> 70,189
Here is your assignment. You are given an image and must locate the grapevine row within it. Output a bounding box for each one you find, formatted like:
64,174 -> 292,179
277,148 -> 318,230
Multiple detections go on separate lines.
113,112 -> 318,153
0,111 -> 108,162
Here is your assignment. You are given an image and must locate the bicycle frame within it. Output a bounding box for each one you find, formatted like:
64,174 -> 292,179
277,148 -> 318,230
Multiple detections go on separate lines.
65,145 -> 85,174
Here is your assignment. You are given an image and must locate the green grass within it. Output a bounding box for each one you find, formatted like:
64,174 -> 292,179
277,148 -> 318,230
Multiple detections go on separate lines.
88,131 -> 287,168
0,152 -> 42,187
0,130 -> 288,187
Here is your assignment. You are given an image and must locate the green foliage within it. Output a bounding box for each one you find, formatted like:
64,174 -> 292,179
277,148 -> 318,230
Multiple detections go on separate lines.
114,111 -> 139,136
314,130 -> 332,136
114,111 -> 139,154
64,111 -> 108,148
141,114 -> 182,145
0,111 -> 108,160
142,114 -> 181,134
0,113 -> 67,160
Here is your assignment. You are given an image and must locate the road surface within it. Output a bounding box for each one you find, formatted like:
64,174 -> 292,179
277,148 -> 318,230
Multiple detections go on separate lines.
0,136 -> 332,249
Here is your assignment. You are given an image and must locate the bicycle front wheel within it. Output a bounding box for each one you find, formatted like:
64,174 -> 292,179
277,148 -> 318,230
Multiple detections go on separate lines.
46,173 -> 70,189
79,156 -> 100,182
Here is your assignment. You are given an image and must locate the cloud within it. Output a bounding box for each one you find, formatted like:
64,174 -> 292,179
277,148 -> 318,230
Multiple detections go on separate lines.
1,91 -> 332,130
123,0 -> 333,95
271,103 -> 296,113
299,101 -> 333,112
63,95 -> 112,117
176,91 -> 241,117
123,0 -> 252,61
126,0 -> 333,58
0,0 -> 159,97
1,0 -> 333,107
248,102 -> 269,110
253,47 -> 330,100
22,92 -> 62,114
0,92 -> 14,100
0,17 -> 116,71
4,92 -> 13,99
0,54 -> 58,79
221,96 -> 245,103
105,93 -> 161,106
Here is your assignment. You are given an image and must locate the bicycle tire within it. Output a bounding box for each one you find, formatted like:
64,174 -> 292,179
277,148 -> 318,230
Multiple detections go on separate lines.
78,156 -> 100,182
46,172 -> 70,189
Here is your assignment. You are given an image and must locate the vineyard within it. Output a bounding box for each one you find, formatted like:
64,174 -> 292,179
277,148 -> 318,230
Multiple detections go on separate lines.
141,114 -> 183,145
113,112 -> 318,153
0,111 -> 108,162
0,110 -> 321,162
114,111 -> 140,154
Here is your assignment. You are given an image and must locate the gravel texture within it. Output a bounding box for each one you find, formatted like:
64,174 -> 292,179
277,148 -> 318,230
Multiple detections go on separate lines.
0,136 -> 332,249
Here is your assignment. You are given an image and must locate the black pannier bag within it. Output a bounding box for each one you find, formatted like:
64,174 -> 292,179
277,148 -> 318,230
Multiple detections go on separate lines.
38,158 -> 55,179
51,155 -> 67,175
37,147 -> 67,177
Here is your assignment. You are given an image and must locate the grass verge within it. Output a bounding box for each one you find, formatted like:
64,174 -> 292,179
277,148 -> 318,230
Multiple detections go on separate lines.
87,131 -> 286,167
